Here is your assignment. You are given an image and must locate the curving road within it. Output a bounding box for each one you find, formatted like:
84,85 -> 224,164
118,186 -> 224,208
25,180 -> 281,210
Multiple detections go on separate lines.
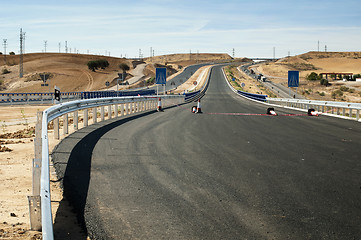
53,65 -> 361,239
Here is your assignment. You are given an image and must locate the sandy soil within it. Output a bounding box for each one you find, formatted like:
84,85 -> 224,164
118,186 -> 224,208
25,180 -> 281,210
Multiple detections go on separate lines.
0,105 -> 89,239
0,53 -> 132,93
253,51 -> 361,102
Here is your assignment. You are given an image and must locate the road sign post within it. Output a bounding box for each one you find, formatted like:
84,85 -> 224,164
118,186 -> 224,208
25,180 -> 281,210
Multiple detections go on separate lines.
288,71 -> 299,98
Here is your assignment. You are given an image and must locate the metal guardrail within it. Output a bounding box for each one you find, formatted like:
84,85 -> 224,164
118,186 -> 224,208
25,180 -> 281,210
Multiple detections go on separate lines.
222,66 -> 268,102
184,65 -> 212,102
267,98 -> 361,121
32,95 -> 184,240
223,64 -> 361,122
30,64 -> 214,239
0,89 -> 157,105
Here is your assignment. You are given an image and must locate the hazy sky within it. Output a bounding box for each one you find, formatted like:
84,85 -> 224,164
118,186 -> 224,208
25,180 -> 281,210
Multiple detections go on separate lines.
1,0 -> 360,58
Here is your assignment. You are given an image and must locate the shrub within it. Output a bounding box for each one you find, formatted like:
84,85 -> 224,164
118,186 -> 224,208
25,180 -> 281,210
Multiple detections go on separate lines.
319,92 -> 325,96
353,74 -> 361,81
332,89 -> 343,99
9,52 -> 15,55
339,86 -> 349,92
87,61 -> 98,71
2,68 -> 10,74
146,77 -> 155,84
320,79 -> 329,86
87,59 -> 110,71
307,72 -> 320,81
119,63 -> 130,72
97,59 -> 109,69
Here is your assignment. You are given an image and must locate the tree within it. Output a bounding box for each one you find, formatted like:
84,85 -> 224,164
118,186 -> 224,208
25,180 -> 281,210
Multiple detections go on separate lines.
119,63 -> 130,72
87,61 -> 98,72
9,52 -> 15,55
307,72 -> 319,81
87,59 -> 110,72
353,74 -> 361,81
98,59 -> 109,69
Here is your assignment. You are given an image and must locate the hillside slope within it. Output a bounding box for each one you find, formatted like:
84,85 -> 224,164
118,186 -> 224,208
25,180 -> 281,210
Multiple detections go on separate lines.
256,51 -> 361,102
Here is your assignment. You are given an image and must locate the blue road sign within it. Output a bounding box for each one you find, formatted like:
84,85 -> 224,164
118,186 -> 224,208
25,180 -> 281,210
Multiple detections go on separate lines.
156,68 -> 167,85
288,71 -> 299,87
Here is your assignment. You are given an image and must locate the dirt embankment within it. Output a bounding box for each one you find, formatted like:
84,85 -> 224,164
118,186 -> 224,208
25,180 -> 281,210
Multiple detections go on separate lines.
255,51 -> 361,102
0,53 -> 233,94
144,53 -> 232,67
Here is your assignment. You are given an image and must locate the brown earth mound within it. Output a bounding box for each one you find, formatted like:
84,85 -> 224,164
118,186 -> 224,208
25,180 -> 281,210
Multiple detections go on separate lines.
256,51 -> 361,102
144,53 -> 232,66
0,53 -> 131,93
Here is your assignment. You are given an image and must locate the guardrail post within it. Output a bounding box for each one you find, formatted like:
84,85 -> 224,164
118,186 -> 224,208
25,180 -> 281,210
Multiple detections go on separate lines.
115,104 -> 118,118
342,108 -> 345,116
54,118 -> 59,140
101,106 -> 105,121
74,111 -> 78,130
337,108 -> 340,115
93,107 -> 97,123
331,107 -> 334,115
28,111 -> 42,231
84,109 -> 88,127
63,114 -> 68,135
357,110 -> 360,121
121,104 -> 124,116
108,105 -> 112,119
349,108 -> 352,118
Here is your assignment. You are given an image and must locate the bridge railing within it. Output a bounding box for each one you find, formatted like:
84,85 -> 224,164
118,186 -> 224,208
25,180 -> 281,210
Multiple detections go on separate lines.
267,97 -> 361,121
29,94 -> 185,240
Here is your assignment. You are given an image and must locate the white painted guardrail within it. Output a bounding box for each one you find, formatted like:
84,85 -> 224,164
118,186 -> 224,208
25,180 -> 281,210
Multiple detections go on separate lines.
30,95 -> 185,240
222,65 -> 361,122
267,98 -> 361,122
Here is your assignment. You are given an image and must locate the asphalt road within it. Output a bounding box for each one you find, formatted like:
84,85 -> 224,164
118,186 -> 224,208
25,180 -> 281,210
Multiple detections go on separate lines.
148,63 -> 210,93
53,65 -> 361,240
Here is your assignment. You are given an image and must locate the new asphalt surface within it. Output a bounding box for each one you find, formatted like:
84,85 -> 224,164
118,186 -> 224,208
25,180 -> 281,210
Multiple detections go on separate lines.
52,65 -> 361,240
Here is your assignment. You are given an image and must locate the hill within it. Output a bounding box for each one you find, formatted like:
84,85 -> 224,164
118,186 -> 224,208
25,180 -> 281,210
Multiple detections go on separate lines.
256,51 -> 361,102
0,53 -> 232,93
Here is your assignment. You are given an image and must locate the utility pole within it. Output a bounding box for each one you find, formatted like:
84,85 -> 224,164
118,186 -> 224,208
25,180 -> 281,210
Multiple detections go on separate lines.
20,29 -> 24,78
150,47 -> 152,62
3,39 -> 7,65
59,42 -> 61,53
65,41 -> 68,53
325,45 -> 327,52
318,40 -> 320,52
232,48 -> 235,58
273,47 -> 275,59
44,40 -> 47,53
189,49 -> 192,60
